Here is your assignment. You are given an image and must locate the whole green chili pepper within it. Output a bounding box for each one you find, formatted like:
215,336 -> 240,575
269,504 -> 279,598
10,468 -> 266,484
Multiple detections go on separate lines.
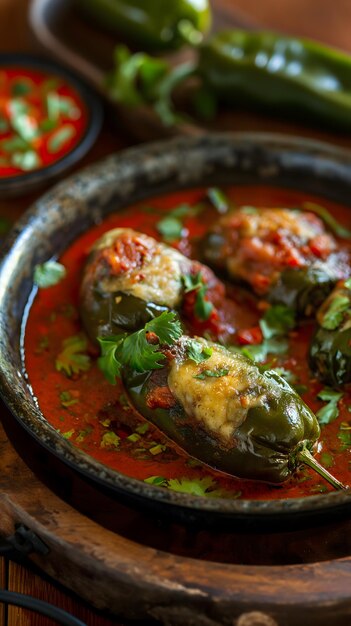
197,30 -> 351,130
75,0 -> 211,51
201,206 -> 345,317
309,279 -> 351,387
268,266 -> 337,317
123,336 -> 346,488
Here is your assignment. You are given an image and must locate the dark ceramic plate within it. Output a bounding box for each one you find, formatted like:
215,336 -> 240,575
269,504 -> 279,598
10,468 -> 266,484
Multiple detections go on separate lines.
1,133 -> 351,525
0,54 -> 103,197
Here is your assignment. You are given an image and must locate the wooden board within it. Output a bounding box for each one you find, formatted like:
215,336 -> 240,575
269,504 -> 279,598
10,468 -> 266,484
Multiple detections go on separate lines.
1,416 -> 351,626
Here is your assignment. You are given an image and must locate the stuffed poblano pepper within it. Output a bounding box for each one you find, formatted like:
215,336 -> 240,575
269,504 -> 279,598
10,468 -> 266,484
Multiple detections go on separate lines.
80,227 -> 224,342
202,206 -> 349,316
74,0 -> 211,50
97,314 -> 345,488
309,278 -> 351,387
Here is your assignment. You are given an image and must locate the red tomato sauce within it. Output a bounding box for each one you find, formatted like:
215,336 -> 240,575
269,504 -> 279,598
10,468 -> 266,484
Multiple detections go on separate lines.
24,186 -> 351,500
0,67 -> 88,177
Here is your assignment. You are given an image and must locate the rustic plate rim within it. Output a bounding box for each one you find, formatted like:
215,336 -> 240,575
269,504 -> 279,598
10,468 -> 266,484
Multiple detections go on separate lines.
1,131 -> 351,521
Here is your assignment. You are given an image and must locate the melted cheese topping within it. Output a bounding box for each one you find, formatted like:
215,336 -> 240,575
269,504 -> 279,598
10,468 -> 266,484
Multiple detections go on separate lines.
168,341 -> 269,443
92,228 -> 192,308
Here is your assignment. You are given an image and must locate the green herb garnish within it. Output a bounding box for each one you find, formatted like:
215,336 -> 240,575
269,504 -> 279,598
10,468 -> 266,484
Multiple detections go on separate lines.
194,368 -> 229,380
48,125 -> 75,153
98,311 -> 182,384
320,295 -> 350,330
11,150 -> 40,171
303,202 -> 351,239
100,431 -> 120,449
207,187 -> 229,214
59,391 -> 79,408
182,272 -> 214,321
316,388 -> 343,425
186,339 -> 213,364
56,335 -> 91,377
33,261 -> 66,288
259,304 -> 296,339
156,215 -> 183,241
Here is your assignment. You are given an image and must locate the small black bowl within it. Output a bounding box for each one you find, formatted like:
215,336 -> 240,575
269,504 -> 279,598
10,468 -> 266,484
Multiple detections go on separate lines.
0,53 -> 103,197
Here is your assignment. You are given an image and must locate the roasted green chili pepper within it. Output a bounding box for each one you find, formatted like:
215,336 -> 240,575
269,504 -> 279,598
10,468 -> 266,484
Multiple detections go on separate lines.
201,206 -> 348,317
123,336 -> 345,488
80,227 -> 221,341
309,279 -> 351,387
268,266 -> 337,317
197,30 -> 351,130
75,0 -> 211,51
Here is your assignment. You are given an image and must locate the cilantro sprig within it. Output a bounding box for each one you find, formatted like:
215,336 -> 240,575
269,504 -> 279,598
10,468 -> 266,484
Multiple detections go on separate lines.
316,388 -> 343,425
34,261 -> 66,288
182,273 -> 214,321
144,475 -> 236,499
185,339 -> 212,363
234,304 -> 295,363
98,311 -> 182,384
321,296 -> 350,330
55,335 -> 91,377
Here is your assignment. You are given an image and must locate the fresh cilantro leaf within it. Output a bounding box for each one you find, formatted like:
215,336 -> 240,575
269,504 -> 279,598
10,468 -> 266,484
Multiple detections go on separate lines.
48,125 -> 75,153
235,337 -> 289,363
345,278 -> 351,290
11,150 -> 40,171
56,335 -> 91,377
338,430 -> 351,450
12,80 -> 32,97
320,452 -> 334,468
59,391 -> 79,408
168,476 -> 218,496
320,295 -> 350,330
156,215 -> 183,241
195,287 -> 213,321
98,311 -> 182,382
316,388 -> 343,425
182,272 -> 214,321
146,311 -> 182,344
260,305 -> 296,339
186,339 -> 212,363
97,334 -> 126,384
194,368 -> 229,380
303,202 -> 351,239
144,475 -> 237,498
121,328 -> 166,372
207,187 -> 229,214
144,475 -> 168,486
33,261 -> 66,288
62,429 -> 75,440
100,431 -> 120,449
182,273 -> 202,293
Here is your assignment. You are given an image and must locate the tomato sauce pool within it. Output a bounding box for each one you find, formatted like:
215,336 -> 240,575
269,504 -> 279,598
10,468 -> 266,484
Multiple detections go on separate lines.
0,67 -> 88,177
24,186 -> 351,500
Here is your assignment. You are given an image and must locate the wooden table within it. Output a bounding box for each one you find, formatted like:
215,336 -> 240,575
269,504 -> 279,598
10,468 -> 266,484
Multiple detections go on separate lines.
1,1 -> 351,624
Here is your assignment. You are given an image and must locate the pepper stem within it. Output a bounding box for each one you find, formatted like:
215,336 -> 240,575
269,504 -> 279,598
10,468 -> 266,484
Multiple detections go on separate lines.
297,444 -> 348,491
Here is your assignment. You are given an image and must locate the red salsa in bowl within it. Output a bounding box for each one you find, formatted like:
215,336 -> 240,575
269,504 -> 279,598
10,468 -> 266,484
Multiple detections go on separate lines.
0,55 -> 102,195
